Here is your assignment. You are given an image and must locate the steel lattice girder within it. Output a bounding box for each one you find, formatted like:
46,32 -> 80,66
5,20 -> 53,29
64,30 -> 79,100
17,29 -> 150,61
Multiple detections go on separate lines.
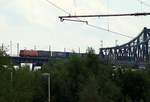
99,27 -> 150,65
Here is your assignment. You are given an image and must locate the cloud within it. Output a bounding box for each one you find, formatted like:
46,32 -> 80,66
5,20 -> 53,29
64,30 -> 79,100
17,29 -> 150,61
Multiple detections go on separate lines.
0,0 -> 150,55
0,16 -> 9,31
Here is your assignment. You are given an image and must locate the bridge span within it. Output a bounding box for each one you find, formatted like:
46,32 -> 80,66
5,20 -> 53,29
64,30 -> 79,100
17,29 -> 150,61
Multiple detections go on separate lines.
99,27 -> 150,66
10,56 -> 64,70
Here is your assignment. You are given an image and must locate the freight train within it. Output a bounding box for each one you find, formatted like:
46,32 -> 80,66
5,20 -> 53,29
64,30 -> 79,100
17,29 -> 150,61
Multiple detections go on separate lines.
19,50 -> 76,58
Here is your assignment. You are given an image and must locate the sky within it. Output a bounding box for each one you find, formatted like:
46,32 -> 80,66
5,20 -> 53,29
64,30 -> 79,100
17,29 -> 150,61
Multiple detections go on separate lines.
0,0 -> 150,55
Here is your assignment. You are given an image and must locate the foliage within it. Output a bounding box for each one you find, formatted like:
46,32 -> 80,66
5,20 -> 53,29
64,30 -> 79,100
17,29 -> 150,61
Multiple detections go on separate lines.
0,48 -> 150,102
0,47 -> 11,69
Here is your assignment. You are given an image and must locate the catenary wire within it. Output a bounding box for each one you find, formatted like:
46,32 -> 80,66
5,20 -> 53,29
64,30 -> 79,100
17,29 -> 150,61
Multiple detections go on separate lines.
45,0 -> 134,39
45,0 -> 71,15
136,0 -> 150,8
87,24 -> 133,38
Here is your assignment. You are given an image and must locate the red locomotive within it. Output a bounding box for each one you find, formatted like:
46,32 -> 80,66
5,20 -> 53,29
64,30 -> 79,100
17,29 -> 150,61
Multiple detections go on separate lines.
19,50 -> 38,57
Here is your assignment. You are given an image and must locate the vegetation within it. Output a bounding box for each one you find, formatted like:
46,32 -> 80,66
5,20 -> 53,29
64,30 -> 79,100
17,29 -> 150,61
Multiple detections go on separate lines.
0,48 -> 150,102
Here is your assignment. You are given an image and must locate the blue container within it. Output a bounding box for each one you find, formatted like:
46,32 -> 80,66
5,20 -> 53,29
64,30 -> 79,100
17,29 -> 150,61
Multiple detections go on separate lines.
38,51 -> 51,57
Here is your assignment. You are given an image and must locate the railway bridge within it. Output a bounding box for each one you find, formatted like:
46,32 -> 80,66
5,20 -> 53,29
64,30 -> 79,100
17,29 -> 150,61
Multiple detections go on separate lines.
10,27 -> 150,69
99,27 -> 150,66
10,56 -> 63,70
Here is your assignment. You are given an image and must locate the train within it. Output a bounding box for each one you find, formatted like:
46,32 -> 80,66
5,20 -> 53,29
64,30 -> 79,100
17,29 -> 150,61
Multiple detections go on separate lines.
19,50 -> 80,58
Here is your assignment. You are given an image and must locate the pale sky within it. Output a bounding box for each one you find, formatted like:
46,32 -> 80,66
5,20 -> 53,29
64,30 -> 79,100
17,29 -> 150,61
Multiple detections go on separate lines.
0,0 -> 150,55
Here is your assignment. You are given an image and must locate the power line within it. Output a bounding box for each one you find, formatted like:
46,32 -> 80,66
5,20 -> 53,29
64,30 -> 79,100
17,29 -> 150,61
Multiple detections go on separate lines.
60,18 -> 133,38
45,0 -> 71,15
136,0 -> 150,8
44,0 -> 134,38
61,18 -> 88,24
86,24 -> 133,38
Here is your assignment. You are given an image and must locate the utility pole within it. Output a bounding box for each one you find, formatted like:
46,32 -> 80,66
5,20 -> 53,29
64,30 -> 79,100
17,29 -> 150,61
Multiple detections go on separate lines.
78,47 -> 80,54
100,40 -> 103,48
34,45 -> 36,50
42,73 -> 50,102
48,73 -> 50,102
64,48 -> 66,52
115,40 -> 118,46
1,43 -> 4,51
10,41 -> 12,56
17,43 -> 19,56
49,45 -> 51,56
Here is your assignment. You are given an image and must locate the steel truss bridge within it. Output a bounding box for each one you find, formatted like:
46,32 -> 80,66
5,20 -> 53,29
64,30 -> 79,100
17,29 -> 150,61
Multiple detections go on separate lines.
99,27 -> 150,66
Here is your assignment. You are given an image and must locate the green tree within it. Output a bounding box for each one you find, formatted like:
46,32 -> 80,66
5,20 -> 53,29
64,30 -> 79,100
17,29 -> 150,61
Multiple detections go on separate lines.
79,75 -> 101,102
0,46 -> 11,69
43,48 -> 122,102
118,70 -> 148,102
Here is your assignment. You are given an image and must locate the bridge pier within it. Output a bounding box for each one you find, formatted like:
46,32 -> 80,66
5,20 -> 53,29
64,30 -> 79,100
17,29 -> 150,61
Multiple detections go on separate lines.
11,56 -> 49,70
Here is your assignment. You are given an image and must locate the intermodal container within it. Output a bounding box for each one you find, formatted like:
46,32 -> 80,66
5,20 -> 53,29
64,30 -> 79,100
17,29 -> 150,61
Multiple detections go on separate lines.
38,51 -> 51,57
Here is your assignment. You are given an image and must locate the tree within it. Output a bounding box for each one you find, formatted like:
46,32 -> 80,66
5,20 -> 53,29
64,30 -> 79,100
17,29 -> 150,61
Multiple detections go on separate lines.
0,46 -> 11,69
119,70 -> 148,102
42,48 -> 122,102
79,75 -> 101,102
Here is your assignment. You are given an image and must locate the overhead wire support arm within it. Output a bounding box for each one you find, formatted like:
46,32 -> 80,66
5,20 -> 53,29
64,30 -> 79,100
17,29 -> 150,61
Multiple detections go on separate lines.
59,12 -> 150,20
60,18 -> 88,24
